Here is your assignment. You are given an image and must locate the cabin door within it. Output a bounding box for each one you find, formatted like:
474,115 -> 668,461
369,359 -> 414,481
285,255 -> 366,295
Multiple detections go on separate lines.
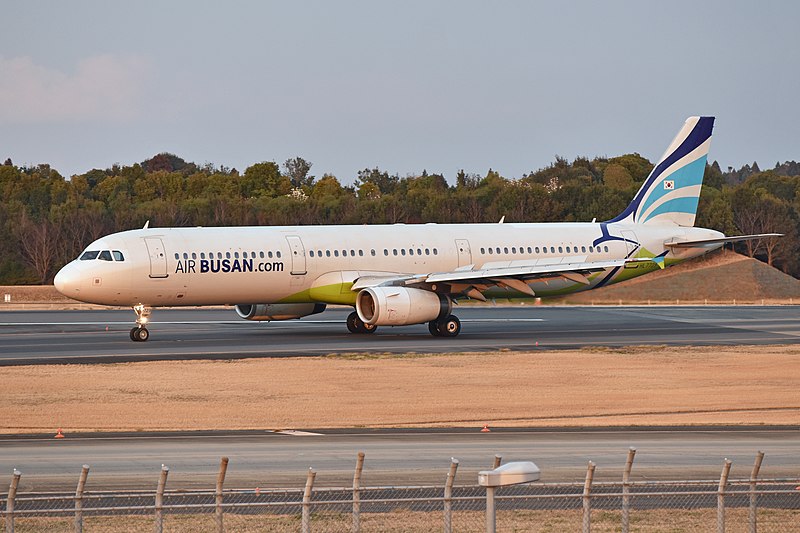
286,235 -> 307,275
144,237 -> 168,278
620,230 -> 639,257
455,239 -> 472,267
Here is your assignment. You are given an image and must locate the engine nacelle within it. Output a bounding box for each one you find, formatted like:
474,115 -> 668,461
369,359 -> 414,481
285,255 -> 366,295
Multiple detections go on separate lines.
235,303 -> 326,321
356,287 -> 451,326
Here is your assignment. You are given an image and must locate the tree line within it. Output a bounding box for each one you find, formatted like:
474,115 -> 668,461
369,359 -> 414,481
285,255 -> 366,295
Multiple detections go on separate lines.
0,151 -> 797,284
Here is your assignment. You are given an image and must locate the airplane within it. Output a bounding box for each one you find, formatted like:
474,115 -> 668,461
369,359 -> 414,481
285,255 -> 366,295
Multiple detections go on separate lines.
54,116 -> 779,341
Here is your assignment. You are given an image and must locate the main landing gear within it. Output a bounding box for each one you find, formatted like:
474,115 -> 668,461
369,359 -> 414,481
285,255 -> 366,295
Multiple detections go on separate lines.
130,304 -> 152,342
428,315 -> 461,337
346,311 -> 378,334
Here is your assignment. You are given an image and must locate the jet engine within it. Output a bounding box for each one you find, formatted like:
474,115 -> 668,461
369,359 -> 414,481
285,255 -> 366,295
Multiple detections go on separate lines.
356,287 -> 451,326
235,303 -> 326,321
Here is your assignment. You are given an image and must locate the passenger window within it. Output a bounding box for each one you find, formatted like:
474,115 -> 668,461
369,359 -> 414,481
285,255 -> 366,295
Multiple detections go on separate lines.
234,252 -> 239,259
558,247 -> 563,253
192,252 -> 197,259
268,251 -> 273,258
401,249 -> 406,256
604,246 -> 609,252
409,249 -> 414,256
225,252 -> 230,259
581,246 -> 586,253
200,252 -> 205,260
425,249 -> 430,255
351,249 -> 356,256
488,247 -> 493,254
417,249 -> 422,255
384,249 -> 388,256
503,247 -> 508,254
433,249 -> 438,255
260,251 -> 265,258
535,247 -> 540,253
359,250 -> 364,257
277,251 -> 281,258
334,250 -> 339,257
182,253 -> 187,259
527,247 -> 532,254
566,247 -> 571,253
550,247 -> 555,253
98,250 -> 112,261
370,250 -> 376,256
309,250 -> 314,257
393,249 -> 398,256
341,250 -> 347,257
243,252 -> 248,259
173,253 -> 179,260
495,247 -> 501,254
217,252 -> 223,259
326,250 -> 331,257
113,251 -> 124,261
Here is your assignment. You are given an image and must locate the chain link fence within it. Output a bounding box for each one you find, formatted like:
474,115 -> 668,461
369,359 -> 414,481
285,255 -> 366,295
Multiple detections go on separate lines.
3,452 -> 799,532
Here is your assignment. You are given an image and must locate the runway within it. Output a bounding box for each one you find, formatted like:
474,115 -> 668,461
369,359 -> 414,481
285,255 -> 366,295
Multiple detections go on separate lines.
1,428 -> 797,490
1,305 -> 799,365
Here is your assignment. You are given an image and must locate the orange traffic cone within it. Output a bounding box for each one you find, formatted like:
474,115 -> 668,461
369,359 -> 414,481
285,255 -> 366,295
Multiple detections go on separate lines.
54,428 -> 65,439
481,424 -> 491,433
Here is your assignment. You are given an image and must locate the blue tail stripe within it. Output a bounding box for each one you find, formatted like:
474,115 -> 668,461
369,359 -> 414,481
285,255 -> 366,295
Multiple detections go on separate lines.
641,196 -> 700,223
638,155 -> 707,217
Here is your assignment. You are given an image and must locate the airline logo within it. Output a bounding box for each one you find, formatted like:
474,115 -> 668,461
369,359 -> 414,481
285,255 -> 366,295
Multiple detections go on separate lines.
175,258 -> 285,274
663,180 -> 675,190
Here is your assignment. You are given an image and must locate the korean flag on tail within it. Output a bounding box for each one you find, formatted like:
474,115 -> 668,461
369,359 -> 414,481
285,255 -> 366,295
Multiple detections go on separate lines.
663,180 -> 675,190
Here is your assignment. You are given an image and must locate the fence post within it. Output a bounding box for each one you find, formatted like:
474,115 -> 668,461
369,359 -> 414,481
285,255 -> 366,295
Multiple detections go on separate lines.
717,459 -> 732,533
5,470 -> 21,533
748,451 -> 764,533
621,447 -> 636,533
493,455 -> 502,469
352,452 -> 365,533
154,465 -> 169,533
582,461 -> 595,533
444,458 -> 459,533
215,457 -> 228,533
74,465 -> 89,533
302,468 -> 316,533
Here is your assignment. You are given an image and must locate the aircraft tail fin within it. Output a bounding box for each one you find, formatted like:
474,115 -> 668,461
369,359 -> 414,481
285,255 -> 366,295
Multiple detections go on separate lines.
609,116 -> 714,227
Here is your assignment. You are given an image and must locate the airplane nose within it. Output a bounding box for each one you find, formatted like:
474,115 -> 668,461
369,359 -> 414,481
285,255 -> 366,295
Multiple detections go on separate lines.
54,263 -> 80,295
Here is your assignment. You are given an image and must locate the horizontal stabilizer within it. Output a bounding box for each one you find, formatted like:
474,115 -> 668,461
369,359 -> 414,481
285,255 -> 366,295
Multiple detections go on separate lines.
665,233 -> 783,248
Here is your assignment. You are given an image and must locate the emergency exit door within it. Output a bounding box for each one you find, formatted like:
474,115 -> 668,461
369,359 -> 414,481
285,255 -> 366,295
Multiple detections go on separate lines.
144,237 -> 168,278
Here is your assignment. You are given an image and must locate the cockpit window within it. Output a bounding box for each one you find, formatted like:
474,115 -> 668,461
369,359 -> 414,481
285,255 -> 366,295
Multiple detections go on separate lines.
80,251 -> 100,260
112,250 -> 125,261
98,250 -> 113,261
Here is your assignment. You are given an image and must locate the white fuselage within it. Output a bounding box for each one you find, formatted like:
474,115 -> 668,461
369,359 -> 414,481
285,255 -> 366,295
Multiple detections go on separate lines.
54,222 -> 723,307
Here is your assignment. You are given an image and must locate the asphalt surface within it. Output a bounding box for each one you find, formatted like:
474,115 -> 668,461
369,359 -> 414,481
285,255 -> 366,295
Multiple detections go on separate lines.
2,428 -> 798,491
1,305 -> 799,365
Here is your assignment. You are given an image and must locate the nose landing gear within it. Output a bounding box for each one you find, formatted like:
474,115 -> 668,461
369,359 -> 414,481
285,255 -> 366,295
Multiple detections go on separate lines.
130,304 -> 152,342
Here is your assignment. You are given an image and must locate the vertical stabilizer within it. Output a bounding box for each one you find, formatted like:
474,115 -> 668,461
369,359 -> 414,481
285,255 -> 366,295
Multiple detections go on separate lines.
609,116 -> 714,226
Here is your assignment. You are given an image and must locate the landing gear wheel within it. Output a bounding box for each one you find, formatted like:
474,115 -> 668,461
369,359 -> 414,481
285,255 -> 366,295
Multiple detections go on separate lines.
346,312 -> 360,333
130,304 -> 152,342
130,327 -> 149,342
429,315 -> 461,338
347,311 -> 378,334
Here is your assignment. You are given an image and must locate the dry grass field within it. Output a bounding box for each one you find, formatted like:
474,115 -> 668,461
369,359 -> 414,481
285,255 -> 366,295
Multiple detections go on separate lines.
2,345 -> 799,433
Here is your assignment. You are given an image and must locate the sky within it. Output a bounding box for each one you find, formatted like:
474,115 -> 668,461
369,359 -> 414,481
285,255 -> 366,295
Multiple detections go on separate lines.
2,1 -> 799,182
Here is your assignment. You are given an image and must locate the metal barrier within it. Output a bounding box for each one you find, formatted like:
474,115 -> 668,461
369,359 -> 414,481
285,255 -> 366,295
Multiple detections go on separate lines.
2,450 -> 798,532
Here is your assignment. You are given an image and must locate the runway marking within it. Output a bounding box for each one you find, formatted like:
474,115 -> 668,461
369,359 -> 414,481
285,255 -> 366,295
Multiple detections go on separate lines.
269,430 -> 325,436
0,318 -> 546,326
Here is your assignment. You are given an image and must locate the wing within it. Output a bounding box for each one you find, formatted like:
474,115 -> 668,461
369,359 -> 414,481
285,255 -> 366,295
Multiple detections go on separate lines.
351,257 -> 661,301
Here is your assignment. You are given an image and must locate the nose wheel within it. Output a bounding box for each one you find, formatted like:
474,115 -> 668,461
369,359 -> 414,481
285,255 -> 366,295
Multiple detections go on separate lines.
131,304 -> 152,342
130,327 -> 150,342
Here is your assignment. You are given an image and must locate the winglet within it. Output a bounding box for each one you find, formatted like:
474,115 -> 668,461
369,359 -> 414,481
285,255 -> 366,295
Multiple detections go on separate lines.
651,252 -> 668,270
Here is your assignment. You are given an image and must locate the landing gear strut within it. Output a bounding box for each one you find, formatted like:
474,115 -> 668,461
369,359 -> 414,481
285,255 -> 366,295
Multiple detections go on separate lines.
428,315 -> 461,338
130,304 -> 151,342
346,311 -> 378,334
